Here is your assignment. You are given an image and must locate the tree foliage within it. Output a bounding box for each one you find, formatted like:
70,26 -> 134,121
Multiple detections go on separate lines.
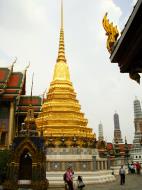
0,149 -> 10,170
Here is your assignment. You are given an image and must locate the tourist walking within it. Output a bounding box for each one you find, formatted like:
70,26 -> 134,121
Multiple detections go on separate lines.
129,162 -> 135,174
119,165 -> 125,185
136,162 -> 141,174
63,172 -> 68,190
64,167 -> 74,190
77,176 -> 85,190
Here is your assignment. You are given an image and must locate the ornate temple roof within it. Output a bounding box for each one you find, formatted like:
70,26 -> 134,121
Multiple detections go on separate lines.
0,65 -> 42,114
106,142 -> 132,152
0,68 -> 10,83
16,95 -> 42,114
0,67 -> 25,98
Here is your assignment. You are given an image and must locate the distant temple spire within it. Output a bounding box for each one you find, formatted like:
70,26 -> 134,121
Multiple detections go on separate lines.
131,97 -> 142,163
57,0 -> 66,63
134,98 -> 142,119
133,97 -> 142,134
98,122 -> 104,141
113,112 -> 123,143
114,112 -> 120,130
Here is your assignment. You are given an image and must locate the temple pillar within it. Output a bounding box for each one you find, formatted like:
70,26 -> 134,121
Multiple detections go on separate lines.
105,160 -> 107,169
8,102 -> 14,146
76,161 -> 79,171
92,156 -> 96,170
101,161 -> 104,170
97,161 -> 100,170
0,131 -> 1,143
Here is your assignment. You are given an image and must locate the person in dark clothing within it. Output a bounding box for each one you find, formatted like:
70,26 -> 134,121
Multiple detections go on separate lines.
77,176 -> 85,190
119,165 -> 125,185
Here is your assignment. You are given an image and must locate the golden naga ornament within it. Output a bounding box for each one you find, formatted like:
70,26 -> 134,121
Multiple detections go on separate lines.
102,12 -> 119,53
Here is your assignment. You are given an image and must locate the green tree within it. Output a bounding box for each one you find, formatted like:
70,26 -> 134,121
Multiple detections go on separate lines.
0,149 -> 10,169
0,149 -> 10,183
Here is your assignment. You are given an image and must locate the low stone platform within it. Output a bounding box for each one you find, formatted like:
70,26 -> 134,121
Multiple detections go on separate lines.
46,170 -> 115,188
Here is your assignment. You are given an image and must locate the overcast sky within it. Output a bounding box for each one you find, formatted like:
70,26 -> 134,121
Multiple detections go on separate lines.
0,0 -> 141,143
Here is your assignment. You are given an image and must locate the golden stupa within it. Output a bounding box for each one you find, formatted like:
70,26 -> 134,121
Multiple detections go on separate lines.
36,1 -> 96,147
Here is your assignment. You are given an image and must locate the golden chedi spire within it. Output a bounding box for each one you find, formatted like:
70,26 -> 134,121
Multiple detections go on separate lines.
53,0 -> 70,81
36,0 -> 95,147
56,0 -> 66,63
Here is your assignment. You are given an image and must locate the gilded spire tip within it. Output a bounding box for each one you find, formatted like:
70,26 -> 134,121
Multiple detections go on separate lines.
57,0 -> 66,63
61,0 -> 63,29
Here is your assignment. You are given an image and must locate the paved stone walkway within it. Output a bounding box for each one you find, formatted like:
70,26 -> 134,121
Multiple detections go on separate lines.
86,174 -> 142,190
0,174 -> 141,190
48,174 -> 142,190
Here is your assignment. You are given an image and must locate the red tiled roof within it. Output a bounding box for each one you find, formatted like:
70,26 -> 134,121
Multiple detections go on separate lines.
0,67 -> 25,97
16,96 -> 42,114
7,72 -> 23,88
107,142 -> 132,152
5,89 -> 20,94
17,106 -> 41,112
128,144 -> 133,149
0,68 -> 10,82
118,144 -> 125,151
19,96 -> 42,106
107,143 -> 113,150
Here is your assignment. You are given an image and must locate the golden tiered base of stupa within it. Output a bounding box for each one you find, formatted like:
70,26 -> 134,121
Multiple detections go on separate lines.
36,78 -> 96,147
36,2 -> 96,147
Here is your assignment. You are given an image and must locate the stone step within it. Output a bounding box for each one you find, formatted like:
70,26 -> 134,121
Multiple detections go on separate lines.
46,170 -> 116,188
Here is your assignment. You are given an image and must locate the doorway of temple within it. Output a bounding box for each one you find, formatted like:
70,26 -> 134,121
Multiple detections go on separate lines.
19,149 -> 32,180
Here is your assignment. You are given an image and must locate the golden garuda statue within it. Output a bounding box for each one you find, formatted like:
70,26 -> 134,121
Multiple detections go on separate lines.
102,12 -> 119,53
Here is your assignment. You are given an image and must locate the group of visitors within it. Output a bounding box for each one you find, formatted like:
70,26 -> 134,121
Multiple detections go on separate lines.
128,162 -> 141,174
64,163 -> 141,189
64,167 -> 85,190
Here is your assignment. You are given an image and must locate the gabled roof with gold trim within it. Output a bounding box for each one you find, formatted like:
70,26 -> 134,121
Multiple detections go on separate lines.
0,67 -> 25,98
107,142 -> 132,152
0,68 -> 10,83
16,95 -> 42,115
0,65 -> 42,114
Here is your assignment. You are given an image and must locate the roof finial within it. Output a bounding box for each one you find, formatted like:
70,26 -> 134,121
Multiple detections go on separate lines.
10,57 -> 17,71
125,136 -> 127,144
24,61 -> 30,72
57,0 -> 66,63
30,72 -> 34,102
102,12 -> 119,53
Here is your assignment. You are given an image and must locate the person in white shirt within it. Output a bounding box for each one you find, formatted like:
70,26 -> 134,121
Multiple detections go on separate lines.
119,165 -> 125,185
